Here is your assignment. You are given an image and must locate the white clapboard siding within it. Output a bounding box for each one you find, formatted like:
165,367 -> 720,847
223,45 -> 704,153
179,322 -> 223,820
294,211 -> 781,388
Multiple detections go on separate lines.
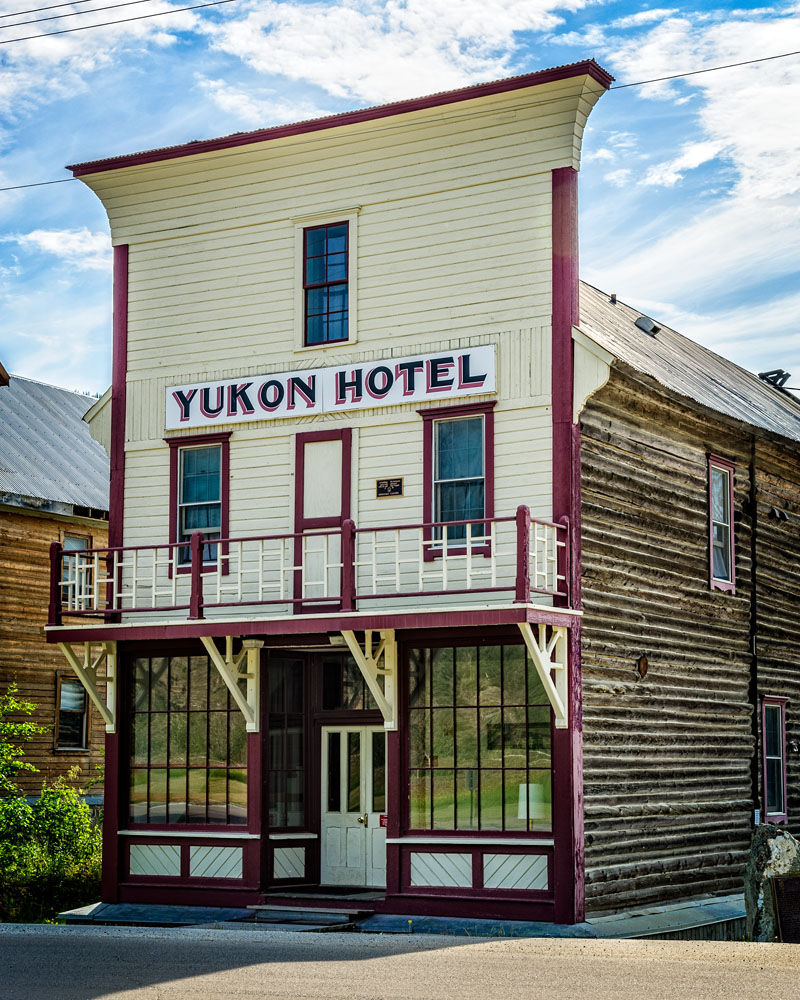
483,853 -> 549,891
410,852 -> 473,888
273,846 -> 306,880
189,845 -> 243,879
129,843 -> 181,877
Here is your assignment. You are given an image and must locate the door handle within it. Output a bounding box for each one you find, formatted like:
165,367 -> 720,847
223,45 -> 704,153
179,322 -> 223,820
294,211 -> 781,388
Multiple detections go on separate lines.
357,813 -> 368,827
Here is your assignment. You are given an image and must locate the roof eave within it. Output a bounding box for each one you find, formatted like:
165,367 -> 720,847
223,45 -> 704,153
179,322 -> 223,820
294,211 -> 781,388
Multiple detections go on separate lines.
67,59 -> 613,177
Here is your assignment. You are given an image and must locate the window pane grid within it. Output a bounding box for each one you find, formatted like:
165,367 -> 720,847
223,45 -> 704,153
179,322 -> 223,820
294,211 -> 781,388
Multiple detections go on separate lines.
408,645 -> 552,832
178,445 -> 222,564
710,464 -> 733,582
129,655 -> 246,826
268,661 -> 305,829
764,703 -> 785,815
303,222 -> 349,345
433,417 -> 486,542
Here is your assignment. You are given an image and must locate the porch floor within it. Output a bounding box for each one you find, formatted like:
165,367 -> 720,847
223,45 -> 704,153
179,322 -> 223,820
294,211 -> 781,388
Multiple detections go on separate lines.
58,893 -> 745,940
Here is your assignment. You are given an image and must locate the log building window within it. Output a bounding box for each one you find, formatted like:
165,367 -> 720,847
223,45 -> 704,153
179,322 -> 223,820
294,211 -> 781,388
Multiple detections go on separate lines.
407,643 -> 552,832
129,654 -> 247,825
55,675 -> 88,749
709,455 -> 735,591
762,696 -> 788,823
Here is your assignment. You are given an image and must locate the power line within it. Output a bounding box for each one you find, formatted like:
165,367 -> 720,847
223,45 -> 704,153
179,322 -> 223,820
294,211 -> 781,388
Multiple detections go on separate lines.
3,0 -> 173,31
610,49 -> 800,89
0,0 -> 237,43
0,0 -> 112,18
2,47 -> 800,194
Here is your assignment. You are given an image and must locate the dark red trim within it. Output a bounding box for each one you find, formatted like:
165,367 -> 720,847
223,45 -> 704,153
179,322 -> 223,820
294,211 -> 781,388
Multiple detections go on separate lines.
294,428 -> 352,611
419,400 -> 495,561
303,220 -> 349,347
110,245 -> 128,553
551,166 -> 583,923
708,453 -> 736,593
761,695 -> 789,824
166,432 -> 232,577
101,727 -> 121,903
47,604 -> 579,643
68,62 -> 613,177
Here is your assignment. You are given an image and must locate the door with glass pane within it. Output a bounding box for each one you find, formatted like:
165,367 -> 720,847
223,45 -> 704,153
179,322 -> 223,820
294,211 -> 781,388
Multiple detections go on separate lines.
320,726 -> 387,887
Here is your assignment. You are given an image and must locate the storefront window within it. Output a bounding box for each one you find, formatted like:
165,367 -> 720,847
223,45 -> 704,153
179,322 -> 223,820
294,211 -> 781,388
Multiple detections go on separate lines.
129,654 -> 247,825
268,659 -> 305,828
408,643 -> 552,831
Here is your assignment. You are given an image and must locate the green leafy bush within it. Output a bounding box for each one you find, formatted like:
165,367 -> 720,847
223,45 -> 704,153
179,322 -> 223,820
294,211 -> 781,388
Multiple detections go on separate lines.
0,683 -> 48,796
0,771 -> 102,922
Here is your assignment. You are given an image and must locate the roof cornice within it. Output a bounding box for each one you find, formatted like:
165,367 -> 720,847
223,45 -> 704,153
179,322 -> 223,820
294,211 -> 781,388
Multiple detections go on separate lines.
67,60 -> 613,177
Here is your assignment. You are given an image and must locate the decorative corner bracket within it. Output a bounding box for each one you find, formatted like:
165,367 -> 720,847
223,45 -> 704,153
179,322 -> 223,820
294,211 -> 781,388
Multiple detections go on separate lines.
341,629 -> 397,730
517,623 -> 569,729
57,641 -> 117,733
200,636 -> 263,732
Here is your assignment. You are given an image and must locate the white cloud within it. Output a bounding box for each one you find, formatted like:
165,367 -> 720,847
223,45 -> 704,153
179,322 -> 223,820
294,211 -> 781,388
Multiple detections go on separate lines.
203,0 -> 593,105
7,228 -> 112,271
603,168 -> 632,187
641,139 -> 723,186
611,8 -> 678,29
195,76 -> 332,128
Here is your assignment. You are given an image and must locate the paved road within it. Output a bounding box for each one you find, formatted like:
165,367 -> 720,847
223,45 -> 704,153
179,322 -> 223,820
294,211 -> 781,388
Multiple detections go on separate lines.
1,924 -> 798,1000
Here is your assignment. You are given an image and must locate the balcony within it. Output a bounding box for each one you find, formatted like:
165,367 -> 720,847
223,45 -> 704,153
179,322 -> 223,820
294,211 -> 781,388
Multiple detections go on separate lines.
48,506 -> 570,632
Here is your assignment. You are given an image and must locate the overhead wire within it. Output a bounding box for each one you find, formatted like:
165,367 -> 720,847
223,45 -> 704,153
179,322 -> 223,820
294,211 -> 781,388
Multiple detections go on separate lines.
0,0 -> 104,17
3,0 -> 182,31
1,47 -> 800,195
0,0 -> 237,43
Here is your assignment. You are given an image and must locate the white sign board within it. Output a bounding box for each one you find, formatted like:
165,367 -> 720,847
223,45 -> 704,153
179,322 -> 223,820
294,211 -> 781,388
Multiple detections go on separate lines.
165,346 -> 496,430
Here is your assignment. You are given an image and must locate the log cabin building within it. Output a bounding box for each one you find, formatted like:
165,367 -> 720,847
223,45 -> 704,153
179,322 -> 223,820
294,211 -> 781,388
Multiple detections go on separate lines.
45,60 -> 799,923
0,367 -> 109,792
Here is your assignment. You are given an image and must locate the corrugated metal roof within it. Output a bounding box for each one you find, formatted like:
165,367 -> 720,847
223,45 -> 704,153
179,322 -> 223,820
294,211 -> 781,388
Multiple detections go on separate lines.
0,375 -> 109,510
578,282 -> 800,445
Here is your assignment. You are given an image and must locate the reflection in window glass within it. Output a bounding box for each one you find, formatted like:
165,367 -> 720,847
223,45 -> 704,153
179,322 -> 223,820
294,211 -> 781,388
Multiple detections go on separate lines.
268,659 -> 305,828
408,644 -> 552,832
128,654 -> 247,825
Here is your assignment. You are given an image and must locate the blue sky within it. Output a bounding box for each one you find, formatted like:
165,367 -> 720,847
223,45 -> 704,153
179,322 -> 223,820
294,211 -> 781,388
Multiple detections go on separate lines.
1,0 -> 799,394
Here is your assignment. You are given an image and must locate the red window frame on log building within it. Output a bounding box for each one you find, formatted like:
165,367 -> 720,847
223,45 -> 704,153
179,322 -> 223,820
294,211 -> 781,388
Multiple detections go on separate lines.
762,696 -> 788,824
708,454 -> 736,592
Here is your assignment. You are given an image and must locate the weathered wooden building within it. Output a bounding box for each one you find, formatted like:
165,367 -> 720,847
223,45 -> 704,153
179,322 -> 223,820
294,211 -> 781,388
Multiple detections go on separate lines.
44,60 -> 798,923
0,368 -> 109,791
574,283 -> 800,913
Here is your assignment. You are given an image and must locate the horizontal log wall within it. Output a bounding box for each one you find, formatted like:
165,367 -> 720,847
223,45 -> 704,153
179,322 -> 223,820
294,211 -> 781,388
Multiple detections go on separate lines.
580,370 -> 754,913
754,439 -> 800,831
0,507 -> 107,793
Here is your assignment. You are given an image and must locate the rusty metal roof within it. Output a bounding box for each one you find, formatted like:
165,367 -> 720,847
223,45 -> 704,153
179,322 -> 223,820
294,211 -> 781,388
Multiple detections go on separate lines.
578,282 -> 800,445
0,375 -> 109,510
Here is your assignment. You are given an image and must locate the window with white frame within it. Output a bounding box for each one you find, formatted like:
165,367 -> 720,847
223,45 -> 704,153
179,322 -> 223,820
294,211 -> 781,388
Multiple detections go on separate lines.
763,697 -> 788,823
434,416 -> 486,542
178,445 -> 222,564
709,456 -> 735,590
56,675 -> 88,749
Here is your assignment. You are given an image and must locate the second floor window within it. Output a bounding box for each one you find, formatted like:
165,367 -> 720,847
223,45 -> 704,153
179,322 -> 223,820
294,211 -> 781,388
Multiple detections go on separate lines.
303,222 -> 348,345
434,415 -> 485,542
178,444 -> 221,564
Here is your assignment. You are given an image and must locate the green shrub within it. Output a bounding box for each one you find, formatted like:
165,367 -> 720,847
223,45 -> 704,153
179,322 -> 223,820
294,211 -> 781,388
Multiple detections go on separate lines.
0,770 -> 102,923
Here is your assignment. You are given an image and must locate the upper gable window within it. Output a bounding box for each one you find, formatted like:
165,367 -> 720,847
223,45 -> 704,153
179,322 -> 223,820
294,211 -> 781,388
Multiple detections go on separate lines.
303,222 -> 349,346
709,455 -> 735,592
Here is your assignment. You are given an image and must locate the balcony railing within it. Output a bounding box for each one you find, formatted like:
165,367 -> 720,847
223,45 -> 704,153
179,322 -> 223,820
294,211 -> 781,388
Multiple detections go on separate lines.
48,506 -> 569,625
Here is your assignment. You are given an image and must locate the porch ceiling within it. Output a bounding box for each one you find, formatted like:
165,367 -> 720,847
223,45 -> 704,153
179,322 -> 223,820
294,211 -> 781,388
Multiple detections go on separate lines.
45,602 -> 580,644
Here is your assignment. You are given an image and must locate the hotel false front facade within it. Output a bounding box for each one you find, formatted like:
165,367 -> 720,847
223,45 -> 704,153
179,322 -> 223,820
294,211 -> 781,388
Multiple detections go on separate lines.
47,62 -> 614,923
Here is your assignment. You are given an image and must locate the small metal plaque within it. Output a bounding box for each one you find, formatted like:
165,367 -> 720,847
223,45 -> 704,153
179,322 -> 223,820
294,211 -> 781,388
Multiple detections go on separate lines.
379,814 -> 388,828
771,875 -> 800,943
376,478 -> 403,498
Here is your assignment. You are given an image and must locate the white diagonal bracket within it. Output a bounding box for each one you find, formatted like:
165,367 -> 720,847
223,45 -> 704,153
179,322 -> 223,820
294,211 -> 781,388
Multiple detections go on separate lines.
517,622 -> 569,729
57,641 -> 117,733
200,636 -> 262,732
341,628 -> 397,730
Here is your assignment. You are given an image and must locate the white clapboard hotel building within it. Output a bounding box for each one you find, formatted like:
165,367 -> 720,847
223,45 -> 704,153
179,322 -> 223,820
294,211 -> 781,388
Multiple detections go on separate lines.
48,61 -> 615,923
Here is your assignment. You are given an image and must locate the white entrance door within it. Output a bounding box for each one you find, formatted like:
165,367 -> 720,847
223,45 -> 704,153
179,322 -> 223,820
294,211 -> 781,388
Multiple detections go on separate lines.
321,726 -> 387,887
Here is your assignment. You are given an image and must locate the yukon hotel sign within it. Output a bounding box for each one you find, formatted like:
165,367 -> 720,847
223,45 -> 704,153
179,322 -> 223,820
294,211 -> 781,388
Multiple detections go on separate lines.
166,347 -> 496,430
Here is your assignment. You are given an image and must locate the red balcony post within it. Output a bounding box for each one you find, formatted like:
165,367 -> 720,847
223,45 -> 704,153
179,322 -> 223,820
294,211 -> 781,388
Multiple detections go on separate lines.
514,505 -> 531,604
341,518 -> 356,612
189,531 -> 205,620
48,541 -> 63,626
